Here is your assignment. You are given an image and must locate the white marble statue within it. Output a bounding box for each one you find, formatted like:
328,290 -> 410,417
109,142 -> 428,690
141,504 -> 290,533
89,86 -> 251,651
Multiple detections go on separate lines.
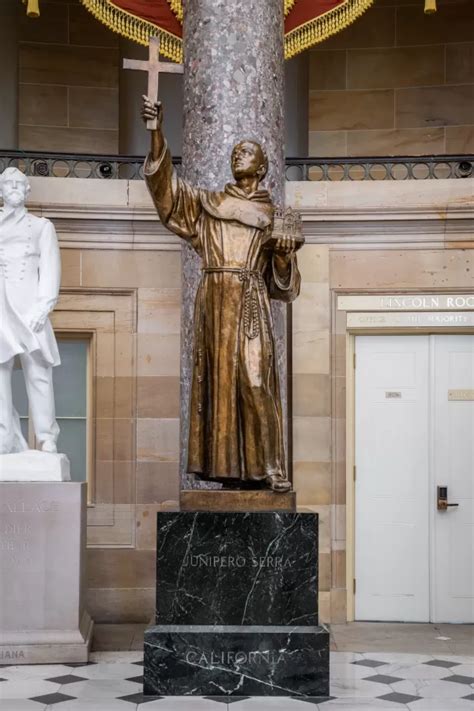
0,168 -> 69,480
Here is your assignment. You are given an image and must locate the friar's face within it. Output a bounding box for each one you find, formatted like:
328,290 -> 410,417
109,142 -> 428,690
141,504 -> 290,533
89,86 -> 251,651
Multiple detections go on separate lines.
231,141 -> 266,181
0,170 -> 30,208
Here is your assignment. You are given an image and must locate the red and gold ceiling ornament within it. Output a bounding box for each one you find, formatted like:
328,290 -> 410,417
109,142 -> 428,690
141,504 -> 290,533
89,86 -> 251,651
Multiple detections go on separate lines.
80,0 -> 376,63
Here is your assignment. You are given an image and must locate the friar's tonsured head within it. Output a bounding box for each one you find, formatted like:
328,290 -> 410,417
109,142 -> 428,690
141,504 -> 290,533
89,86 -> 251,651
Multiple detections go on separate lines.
231,140 -> 268,182
0,167 -> 31,208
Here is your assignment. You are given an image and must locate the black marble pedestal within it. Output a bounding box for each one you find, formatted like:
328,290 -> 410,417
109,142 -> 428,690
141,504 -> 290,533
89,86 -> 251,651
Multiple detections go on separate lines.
144,511 -> 330,697
155,511 -> 318,625
144,625 -> 329,697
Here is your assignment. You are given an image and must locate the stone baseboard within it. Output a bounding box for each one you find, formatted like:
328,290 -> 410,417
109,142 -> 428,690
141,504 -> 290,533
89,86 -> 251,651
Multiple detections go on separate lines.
0,610 -> 93,665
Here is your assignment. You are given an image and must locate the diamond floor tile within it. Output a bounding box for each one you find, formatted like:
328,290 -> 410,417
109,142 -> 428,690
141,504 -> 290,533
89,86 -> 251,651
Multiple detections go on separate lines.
118,692 -> 163,704
29,692 -> 76,705
364,653 -> 433,665
204,698 -> 249,705
378,691 -> 422,704
45,675 -> 87,685
443,674 -> 474,685
352,659 -> 387,668
63,662 -> 97,668
424,659 -> 461,669
363,674 -> 404,685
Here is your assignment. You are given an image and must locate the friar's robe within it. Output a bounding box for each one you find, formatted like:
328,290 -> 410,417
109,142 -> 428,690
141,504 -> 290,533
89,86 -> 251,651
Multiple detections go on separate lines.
145,144 -> 301,483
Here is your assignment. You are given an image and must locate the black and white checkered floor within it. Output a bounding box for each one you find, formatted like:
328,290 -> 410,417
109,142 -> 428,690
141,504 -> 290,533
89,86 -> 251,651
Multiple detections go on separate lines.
0,651 -> 473,710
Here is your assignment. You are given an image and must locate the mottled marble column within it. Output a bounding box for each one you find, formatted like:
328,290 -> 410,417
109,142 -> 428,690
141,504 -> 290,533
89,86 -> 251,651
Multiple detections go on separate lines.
180,0 -> 286,488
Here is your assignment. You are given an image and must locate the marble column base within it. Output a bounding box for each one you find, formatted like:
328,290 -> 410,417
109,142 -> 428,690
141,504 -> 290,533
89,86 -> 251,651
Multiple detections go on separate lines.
144,624 -> 330,697
0,482 -> 92,664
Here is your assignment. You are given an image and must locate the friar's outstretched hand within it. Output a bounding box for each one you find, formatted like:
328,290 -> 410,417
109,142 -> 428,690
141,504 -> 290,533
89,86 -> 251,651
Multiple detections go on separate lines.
141,95 -> 163,127
142,95 -> 165,162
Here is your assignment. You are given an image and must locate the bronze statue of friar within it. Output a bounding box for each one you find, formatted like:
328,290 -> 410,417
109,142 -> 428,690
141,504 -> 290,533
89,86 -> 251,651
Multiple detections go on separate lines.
142,96 -> 304,493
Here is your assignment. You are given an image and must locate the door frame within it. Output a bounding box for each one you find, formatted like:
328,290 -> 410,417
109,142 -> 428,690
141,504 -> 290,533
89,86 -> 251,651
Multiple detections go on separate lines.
342,296 -> 474,622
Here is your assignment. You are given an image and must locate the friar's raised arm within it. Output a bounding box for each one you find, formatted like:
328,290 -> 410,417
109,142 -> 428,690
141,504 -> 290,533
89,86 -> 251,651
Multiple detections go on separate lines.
142,96 -> 202,253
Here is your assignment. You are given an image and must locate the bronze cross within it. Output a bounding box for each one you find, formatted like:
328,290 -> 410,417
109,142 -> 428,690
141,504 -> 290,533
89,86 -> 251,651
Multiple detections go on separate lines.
123,36 -> 184,130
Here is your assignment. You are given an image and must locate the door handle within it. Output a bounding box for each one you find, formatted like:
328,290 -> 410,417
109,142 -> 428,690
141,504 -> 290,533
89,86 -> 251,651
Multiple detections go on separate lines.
437,485 -> 459,511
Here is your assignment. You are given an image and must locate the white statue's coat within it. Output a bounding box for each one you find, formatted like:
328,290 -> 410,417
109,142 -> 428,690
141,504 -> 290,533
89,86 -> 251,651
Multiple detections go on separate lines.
0,207 -> 61,366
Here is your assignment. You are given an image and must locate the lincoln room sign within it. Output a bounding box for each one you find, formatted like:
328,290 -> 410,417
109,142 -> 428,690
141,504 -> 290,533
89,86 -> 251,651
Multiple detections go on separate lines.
338,294 -> 474,312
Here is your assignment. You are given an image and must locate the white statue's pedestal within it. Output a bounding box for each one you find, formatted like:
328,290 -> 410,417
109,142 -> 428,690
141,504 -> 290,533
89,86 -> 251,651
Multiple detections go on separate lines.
0,481 -> 93,664
0,451 -> 71,482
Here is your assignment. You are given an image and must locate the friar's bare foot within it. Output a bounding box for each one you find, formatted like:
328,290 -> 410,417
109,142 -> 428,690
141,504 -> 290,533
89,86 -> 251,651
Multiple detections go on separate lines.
265,474 -> 291,493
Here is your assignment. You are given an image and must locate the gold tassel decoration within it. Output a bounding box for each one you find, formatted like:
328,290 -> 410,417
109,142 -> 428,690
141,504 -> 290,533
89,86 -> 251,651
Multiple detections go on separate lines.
81,0 -> 377,62
424,0 -> 437,14
26,0 -> 40,17
81,0 -> 183,62
167,0 -> 183,22
285,0 -> 375,59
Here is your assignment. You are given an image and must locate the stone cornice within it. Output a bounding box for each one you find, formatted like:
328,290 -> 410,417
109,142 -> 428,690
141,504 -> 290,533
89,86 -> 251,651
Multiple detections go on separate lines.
21,177 -> 474,251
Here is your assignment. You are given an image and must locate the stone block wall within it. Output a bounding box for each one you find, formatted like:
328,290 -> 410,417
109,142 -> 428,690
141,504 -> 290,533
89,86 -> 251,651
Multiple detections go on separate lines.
292,248 -> 333,622
18,0 -> 119,153
80,250 -> 181,622
13,0 -> 473,158
309,0 -> 474,156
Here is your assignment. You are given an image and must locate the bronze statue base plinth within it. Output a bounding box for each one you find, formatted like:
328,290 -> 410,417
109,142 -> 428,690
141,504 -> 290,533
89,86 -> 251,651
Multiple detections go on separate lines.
180,490 -> 296,512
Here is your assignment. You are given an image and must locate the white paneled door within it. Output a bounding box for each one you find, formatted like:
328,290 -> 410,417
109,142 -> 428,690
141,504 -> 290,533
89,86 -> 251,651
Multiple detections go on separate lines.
355,334 -> 474,623
431,335 -> 474,623
355,336 -> 431,622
